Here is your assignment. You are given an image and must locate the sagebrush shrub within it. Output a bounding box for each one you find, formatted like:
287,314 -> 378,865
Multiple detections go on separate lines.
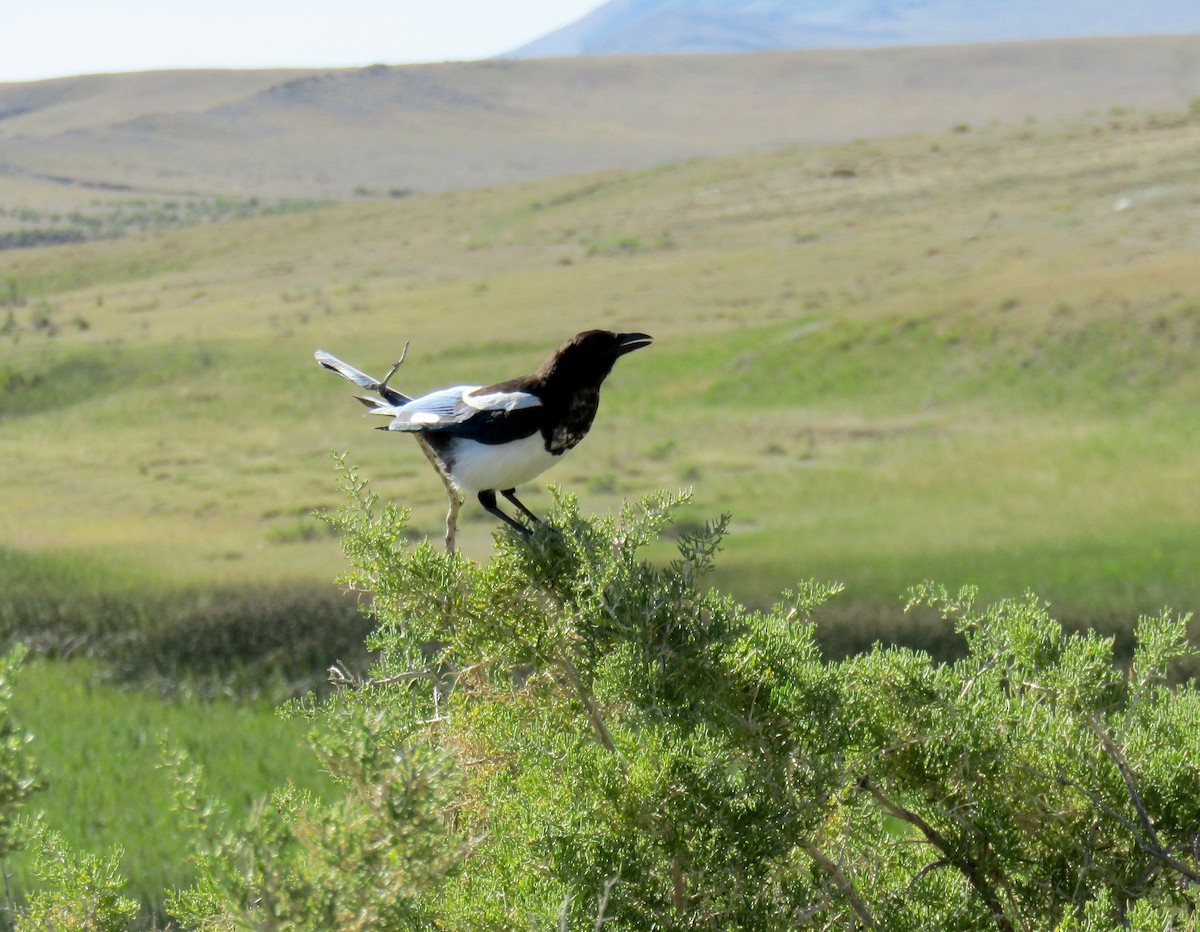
24,459 -> 1199,929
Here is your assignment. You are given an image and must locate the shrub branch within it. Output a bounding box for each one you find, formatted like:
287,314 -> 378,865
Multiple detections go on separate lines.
1090,719 -> 1200,887
556,653 -> 621,759
858,776 -> 1017,932
798,837 -> 878,929
328,661 -> 434,691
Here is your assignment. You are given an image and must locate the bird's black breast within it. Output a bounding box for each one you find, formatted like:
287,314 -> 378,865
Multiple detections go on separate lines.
544,388 -> 599,455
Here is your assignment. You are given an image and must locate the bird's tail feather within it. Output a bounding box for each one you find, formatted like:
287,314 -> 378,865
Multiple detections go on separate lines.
314,350 -> 376,388
357,396 -> 400,415
314,349 -> 411,405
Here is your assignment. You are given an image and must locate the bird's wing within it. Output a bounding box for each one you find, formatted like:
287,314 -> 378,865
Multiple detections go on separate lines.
373,386 -> 480,429
461,387 -> 543,413
378,386 -> 544,444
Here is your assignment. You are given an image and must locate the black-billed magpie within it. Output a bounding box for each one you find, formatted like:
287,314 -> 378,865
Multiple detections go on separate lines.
316,330 -> 652,540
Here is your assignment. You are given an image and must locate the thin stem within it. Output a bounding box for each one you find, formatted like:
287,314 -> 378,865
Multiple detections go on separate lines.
557,654 -> 620,758
327,661 -> 433,690
859,776 -> 1016,932
379,341 -> 410,394
1090,719 -> 1200,886
798,838 -> 878,929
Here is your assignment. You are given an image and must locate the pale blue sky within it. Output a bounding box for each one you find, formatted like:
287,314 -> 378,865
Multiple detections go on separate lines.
0,0 -> 604,83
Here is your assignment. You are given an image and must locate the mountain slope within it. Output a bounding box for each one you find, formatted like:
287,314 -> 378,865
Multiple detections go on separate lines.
3,35 -> 1200,204
508,0 -> 1200,57
0,69 -> 308,138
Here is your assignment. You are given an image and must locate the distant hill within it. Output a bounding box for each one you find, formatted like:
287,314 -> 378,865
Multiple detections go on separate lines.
508,0 -> 1200,58
3,35 -> 1200,205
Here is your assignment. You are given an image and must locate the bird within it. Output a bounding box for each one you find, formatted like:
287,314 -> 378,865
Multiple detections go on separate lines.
315,330 -> 652,549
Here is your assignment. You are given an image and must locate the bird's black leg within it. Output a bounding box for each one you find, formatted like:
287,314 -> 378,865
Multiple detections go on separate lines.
478,490 -> 532,536
500,488 -> 543,526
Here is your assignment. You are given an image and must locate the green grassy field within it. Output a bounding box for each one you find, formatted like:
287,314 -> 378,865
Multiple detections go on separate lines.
3,104 -> 1200,915
6,659 -> 331,917
3,106 -> 1199,617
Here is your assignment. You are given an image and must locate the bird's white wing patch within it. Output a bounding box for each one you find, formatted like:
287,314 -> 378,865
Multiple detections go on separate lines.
463,389 -> 542,413
381,385 -> 479,431
404,386 -> 478,414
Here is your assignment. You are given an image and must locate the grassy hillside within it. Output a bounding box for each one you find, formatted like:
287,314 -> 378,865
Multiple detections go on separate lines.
3,35 -> 1200,201
3,103 -> 1200,640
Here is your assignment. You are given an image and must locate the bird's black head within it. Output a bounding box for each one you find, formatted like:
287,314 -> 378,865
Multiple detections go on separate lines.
538,329 -> 652,390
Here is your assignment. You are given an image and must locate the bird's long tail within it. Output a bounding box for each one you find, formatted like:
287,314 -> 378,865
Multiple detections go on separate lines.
314,349 -> 412,406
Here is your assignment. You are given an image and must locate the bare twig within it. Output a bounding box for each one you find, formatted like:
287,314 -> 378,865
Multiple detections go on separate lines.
858,776 -> 1016,932
379,341 -> 410,395
905,857 -> 952,894
798,837 -> 878,929
2,860 -> 15,929
327,660 -> 433,690
556,654 -> 621,758
558,892 -> 572,932
594,875 -> 619,930
1017,763 -> 1142,842
1027,754 -> 1200,901
1090,718 -> 1200,886
670,855 -> 687,911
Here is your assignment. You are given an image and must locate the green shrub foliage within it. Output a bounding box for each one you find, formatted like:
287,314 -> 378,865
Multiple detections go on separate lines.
0,647 -> 39,861
15,822 -> 139,932
163,461 -> 1200,927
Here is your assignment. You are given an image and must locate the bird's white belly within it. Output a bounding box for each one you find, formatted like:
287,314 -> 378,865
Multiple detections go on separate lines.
447,434 -> 561,493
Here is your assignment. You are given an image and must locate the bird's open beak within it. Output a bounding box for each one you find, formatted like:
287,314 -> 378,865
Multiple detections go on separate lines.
615,332 -> 653,356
